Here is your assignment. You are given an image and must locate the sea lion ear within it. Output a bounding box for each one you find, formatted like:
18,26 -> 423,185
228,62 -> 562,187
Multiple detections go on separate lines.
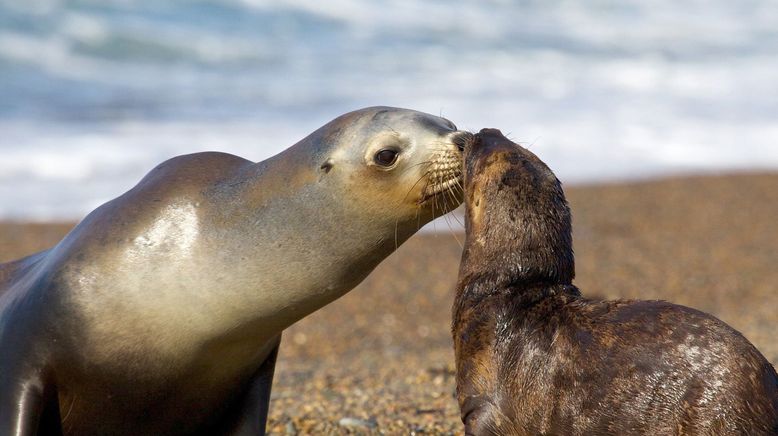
320,158 -> 334,173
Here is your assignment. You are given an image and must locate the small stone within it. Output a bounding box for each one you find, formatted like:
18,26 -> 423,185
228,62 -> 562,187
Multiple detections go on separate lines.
284,421 -> 297,435
338,417 -> 377,429
292,332 -> 307,345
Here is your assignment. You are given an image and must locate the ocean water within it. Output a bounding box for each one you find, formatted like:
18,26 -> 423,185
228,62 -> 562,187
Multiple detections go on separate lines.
1,0 -> 777,220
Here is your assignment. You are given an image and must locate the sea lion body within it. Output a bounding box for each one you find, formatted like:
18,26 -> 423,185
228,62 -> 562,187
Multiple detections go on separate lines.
0,107 -> 467,435
453,129 -> 778,435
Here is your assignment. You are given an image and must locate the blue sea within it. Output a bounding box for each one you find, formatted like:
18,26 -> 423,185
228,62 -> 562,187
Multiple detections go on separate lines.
1,0 -> 777,220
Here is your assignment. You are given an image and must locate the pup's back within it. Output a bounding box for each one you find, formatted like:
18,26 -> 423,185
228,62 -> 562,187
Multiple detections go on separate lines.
455,288 -> 778,435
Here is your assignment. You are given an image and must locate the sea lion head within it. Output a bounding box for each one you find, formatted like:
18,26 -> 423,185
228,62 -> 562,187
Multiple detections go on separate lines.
312,106 -> 471,235
460,128 -> 574,287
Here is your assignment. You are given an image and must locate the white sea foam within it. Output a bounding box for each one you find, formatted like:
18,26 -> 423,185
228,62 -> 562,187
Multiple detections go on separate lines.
2,109 -> 776,222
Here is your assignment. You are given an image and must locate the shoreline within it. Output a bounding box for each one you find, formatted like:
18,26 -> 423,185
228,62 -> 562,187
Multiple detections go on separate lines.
3,170 -> 777,225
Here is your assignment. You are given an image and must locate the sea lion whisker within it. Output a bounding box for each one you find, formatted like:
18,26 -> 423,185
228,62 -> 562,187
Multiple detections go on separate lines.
445,185 -> 465,229
395,166 -> 435,248
415,201 -> 422,232
429,179 -> 438,232
62,396 -> 77,426
394,221 -> 400,250
452,182 -> 465,199
399,159 -> 435,177
442,181 -> 459,211
441,208 -> 463,248
400,171 -> 433,207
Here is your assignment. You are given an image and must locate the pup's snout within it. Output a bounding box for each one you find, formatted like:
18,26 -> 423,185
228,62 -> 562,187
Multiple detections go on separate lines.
469,128 -> 516,156
469,128 -> 508,153
478,128 -> 504,137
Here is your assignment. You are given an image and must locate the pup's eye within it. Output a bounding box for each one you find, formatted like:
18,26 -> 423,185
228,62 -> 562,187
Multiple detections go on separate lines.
374,149 -> 399,167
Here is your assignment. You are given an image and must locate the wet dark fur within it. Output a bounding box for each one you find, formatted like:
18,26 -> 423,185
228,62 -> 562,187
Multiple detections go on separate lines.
453,129 -> 778,435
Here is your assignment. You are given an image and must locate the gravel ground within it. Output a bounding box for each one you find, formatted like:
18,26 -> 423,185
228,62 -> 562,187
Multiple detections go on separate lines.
1,173 -> 776,435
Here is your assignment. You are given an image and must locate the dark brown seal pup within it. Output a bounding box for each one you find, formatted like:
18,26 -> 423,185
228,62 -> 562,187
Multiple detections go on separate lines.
453,128 -> 778,435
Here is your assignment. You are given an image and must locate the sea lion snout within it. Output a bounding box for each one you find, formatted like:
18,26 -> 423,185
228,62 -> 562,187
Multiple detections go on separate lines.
477,127 -> 504,137
465,128 -> 557,188
471,128 -> 516,152
465,129 -> 555,192
466,128 -> 524,166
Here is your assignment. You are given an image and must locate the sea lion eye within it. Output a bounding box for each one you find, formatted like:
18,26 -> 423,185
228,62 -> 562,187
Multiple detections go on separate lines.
374,149 -> 399,167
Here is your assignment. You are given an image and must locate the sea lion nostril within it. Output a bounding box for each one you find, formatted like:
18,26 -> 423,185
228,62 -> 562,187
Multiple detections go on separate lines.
452,131 -> 474,152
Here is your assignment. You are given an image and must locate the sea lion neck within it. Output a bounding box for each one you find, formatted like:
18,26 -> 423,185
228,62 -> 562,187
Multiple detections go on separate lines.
457,128 -> 575,297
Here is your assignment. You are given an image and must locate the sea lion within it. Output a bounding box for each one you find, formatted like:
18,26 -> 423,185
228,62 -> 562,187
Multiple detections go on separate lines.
0,106 -> 469,435
452,128 -> 778,435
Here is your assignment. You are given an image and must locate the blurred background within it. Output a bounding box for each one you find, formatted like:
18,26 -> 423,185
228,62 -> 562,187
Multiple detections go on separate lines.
1,0 -> 777,220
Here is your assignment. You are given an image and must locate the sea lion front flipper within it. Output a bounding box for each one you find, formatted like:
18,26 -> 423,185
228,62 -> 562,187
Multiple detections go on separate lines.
0,366 -> 62,436
219,335 -> 281,436
459,395 -> 501,436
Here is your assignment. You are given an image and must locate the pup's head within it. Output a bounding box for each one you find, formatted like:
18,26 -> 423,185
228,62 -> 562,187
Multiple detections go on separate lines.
460,128 -> 574,287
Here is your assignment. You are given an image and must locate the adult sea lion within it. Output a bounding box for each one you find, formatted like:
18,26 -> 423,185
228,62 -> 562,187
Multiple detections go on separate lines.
0,107 -> 469,435
452,128 -> 778,435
